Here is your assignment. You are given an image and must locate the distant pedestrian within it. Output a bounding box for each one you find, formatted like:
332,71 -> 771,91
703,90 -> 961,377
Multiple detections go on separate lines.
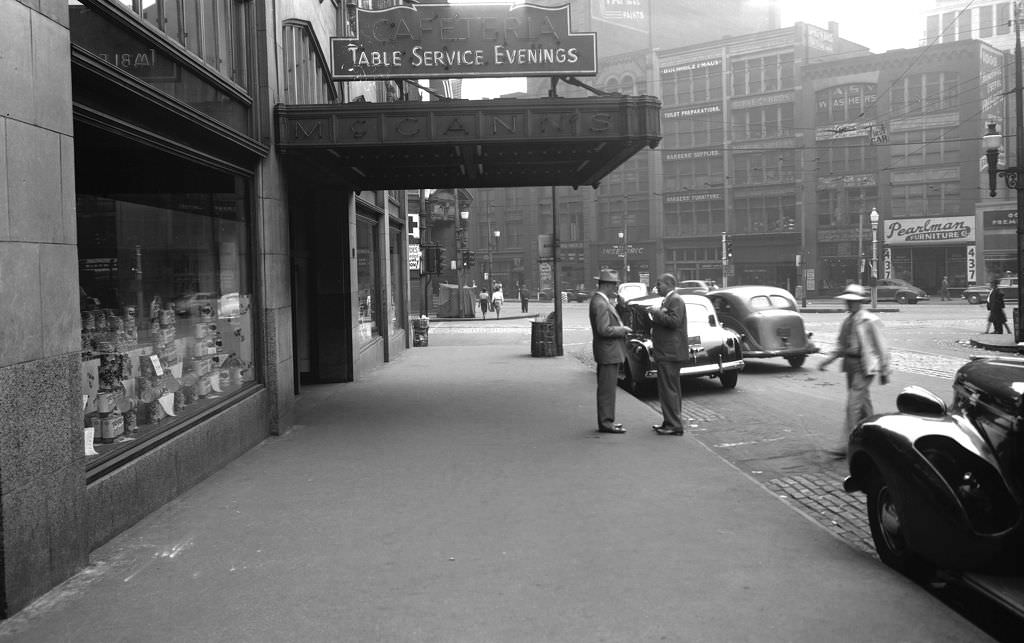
589,269 -> 631,434
940,275 -> 950,301
818,283 -> 891,459
986,279 -> 1011,334
490,286 -> 504,318
647,273 -> 688,436
478,288 -> 490,319
519,285 -> 529,313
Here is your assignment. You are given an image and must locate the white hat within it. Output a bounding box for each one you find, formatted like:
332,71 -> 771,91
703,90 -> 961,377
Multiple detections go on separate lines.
835,283 -> 869,301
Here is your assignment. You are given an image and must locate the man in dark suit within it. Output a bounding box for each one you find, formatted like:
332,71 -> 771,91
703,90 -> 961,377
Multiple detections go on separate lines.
648,273 -> 688,436
589,269 -> 631,433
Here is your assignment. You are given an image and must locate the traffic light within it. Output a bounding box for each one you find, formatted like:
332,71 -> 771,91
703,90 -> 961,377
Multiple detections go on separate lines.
463,250 -> 476,268
424,245 -> 446,274
726,239 -> 734,262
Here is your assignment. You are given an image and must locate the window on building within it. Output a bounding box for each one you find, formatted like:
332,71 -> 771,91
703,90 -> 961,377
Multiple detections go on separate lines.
357,216 -> 381,343
76,137 -> 256,464
891,72 -> 959,116
926,14 -> 940,43
816,187 -> 878,227
730,53 -> 794,97
941,12 -> 956,42
815,84 -> 879,124
979,5 -> 994,38
108,0 -> 250,88
733,193 -> 796,233
663,199 -> 725,237
998,3 -> 1011,36
732,104 -> 793,141
282,21 -> 340,105
958,10 -> 972,41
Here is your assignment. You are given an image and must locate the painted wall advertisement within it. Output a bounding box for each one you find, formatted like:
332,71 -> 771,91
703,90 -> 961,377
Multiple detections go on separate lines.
882,216 -> 975,245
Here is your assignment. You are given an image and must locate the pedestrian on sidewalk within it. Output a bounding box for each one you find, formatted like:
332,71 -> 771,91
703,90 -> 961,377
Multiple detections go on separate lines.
589,269 -> 631,434
818,283 -> 891,459
519,285 -> 529,313
491,285 -> 504,318
986,279 -> 1011,334
478,287 -> 490,319
940,275 -> 950,301
647,273 -> 688,436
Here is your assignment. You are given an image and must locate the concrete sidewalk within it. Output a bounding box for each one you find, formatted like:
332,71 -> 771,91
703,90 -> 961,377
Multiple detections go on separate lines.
0,344 -> 987,642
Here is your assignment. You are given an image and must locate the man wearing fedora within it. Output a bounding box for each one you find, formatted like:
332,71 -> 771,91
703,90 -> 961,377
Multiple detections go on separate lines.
818,283 -> 891,458
647,273 -> 688,436
589,269 -> 632,433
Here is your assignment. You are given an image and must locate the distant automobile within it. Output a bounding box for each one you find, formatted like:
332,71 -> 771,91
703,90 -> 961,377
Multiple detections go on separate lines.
874,278 -> 929,304
708,286 -> 819,368
617,293 -> 744,396
962,277 -> 1018,305
675,280 -> 717,295
173,292 -> 218,318
538,288 -> 591,302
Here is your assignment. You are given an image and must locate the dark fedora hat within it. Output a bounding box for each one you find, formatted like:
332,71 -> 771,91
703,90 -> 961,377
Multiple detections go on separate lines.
594,268 -> 621,283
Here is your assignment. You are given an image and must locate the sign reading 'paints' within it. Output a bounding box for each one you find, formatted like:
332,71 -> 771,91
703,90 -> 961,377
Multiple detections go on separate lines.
331,3 -> 597,80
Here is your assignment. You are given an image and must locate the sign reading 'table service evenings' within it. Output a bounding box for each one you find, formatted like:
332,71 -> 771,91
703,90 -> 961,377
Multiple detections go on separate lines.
331,3 -> 597,80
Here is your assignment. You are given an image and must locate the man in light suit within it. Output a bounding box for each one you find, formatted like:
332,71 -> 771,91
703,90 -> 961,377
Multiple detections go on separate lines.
648,273 -> 688,436
818,283 -> 891,459
589,269 -> 632,433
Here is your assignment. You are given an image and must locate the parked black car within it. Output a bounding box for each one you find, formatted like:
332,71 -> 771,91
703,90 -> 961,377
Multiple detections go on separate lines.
844,356 -> 1024,594
707,286 -> 819,368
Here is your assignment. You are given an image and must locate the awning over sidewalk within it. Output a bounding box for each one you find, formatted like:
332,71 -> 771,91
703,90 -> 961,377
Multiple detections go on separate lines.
275,95 -> 661,190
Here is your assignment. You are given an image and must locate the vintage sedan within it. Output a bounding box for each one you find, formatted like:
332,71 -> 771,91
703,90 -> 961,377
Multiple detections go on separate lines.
875,278 -> 929,304
707,286 -> 819,368
962,276 -> 1018,305
844,356 -> 1024,607
618,293 -> 744,396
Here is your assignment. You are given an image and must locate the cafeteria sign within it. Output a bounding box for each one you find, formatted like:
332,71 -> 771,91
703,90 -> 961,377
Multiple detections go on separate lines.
331,3 -> 597,80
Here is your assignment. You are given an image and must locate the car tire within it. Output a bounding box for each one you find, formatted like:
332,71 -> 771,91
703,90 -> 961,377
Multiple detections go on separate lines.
719,369 -> 739,389
786,356 -> 806,368
896,293 -> 910,304
865,472 -> 932,582
620,361 -> 653,397
967,294 -> 982,305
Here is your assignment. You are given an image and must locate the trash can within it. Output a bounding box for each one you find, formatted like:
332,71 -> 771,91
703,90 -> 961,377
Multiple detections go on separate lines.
413,318 -> 429,347
531,321 -> 556,357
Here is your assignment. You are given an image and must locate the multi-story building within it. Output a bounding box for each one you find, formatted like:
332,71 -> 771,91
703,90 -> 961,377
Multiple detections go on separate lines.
0,0 -> 659,617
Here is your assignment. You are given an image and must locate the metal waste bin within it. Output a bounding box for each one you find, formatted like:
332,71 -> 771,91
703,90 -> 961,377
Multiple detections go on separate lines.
413,318 -> 429,347
530,321 -> 556,357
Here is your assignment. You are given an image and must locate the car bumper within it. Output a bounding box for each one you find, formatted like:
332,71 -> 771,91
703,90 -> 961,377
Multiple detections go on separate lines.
743,346 -> 820,359
645,358 -> 745,379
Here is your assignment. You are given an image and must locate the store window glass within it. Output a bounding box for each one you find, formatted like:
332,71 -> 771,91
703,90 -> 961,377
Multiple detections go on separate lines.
389,226 -> 405,333
70,1 -> 251,130
76,132 -> 256,462
357,217 -> 381,343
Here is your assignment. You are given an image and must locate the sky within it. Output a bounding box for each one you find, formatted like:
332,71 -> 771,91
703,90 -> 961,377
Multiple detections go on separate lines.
458,0 -> 939,99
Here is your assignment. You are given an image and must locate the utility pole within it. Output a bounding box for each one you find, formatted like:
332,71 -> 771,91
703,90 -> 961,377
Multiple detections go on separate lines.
721,231 -> 728,287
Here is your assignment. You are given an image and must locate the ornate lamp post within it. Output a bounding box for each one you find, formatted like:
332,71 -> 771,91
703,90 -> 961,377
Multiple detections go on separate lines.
984,120 -> 1024,343
617,229 -> 629,280
869,207 -> 879,310
487,228 -> 501,292
456,209 -> 469,317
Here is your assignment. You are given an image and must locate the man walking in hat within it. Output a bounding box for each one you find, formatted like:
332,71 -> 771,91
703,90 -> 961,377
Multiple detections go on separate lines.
589,269 -> 631,433
818,283 -> 891,458
648,273 -> 688,436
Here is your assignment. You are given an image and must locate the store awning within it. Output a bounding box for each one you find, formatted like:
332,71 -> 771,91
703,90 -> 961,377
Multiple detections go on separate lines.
275,95 -> 661,190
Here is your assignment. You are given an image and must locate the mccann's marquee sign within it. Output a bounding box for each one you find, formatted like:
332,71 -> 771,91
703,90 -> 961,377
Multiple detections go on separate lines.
331,3 -> 597,80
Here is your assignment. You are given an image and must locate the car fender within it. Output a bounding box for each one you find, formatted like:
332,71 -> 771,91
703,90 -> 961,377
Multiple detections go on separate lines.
848,411 -> 1020,569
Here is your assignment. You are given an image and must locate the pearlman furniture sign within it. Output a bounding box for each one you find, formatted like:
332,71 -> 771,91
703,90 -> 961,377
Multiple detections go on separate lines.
331,3 -> 597,80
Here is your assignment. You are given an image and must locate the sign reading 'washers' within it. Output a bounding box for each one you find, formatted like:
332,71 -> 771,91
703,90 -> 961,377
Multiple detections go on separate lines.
331,3 -> 597,80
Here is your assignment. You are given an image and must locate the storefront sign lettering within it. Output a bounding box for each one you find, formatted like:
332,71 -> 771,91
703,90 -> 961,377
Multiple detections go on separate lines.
332,4 -> 596,79
884,216 -> 975,245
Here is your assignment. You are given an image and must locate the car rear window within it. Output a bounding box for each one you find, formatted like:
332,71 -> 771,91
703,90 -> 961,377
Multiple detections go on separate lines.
686,301 -> 715,329
748,294 -> 794,310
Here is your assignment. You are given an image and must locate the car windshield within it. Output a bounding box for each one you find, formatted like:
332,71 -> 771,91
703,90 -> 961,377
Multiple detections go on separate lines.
618,284 -> 648,301
748,294 -> 795,310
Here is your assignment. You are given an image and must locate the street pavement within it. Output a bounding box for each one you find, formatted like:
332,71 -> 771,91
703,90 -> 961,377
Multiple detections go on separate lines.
0,337 -> 992,641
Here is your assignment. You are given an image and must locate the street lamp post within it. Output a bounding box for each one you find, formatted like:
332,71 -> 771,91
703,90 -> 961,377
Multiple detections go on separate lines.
870,207 -> 879,310
456,209 -> 469,317
617,230 -> 629,280
488,228 -> 501,292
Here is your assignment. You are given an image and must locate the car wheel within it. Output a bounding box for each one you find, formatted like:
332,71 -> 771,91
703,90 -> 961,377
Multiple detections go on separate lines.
786,356 -> 806,368
619,361 -> 651,397
719,369 -> 739,389
865,472 -> 932,581
967,294 -> 982,305
896,293 -> 909,304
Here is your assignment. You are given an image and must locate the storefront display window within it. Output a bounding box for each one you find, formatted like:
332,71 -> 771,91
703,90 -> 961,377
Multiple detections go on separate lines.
357,217 -> 381,343
389,226 -> 405,332
76,141 -> 256,462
